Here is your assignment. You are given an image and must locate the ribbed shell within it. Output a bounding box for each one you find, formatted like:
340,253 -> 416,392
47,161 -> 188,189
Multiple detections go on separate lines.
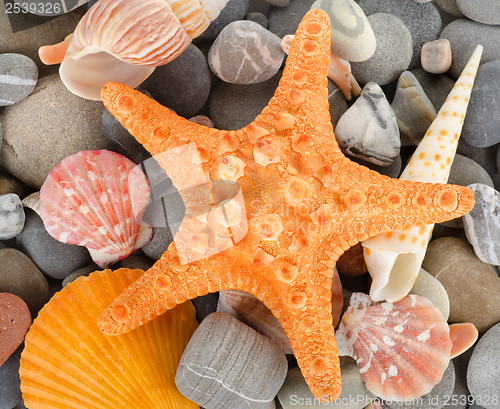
336,293 -> 452,401
19,268 -> 199,409
39,150 -> 151,267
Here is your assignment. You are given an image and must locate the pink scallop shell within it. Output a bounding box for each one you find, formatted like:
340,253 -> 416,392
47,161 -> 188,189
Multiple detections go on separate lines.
40,150 -> 152,268
336,293 -> 452,401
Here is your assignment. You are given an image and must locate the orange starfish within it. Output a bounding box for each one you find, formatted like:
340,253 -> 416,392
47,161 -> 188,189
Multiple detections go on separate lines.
98,10 -> 474,400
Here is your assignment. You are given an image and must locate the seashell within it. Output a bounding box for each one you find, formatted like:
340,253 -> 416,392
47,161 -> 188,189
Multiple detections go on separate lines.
362,45 -> 483,302
39,150 -> 152,268
449,322 -> 478,359
19,268 -> 199,409
217,268 -> 343,354
21,191 -> 41,216
336,292 -> 452,401
42,0 -> 229,100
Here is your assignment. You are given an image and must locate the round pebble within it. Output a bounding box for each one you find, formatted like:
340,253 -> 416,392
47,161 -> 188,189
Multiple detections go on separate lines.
461,61 -> 500,148
62,263 -> 99,287
358,0 -> 442,69
422,237 -> 500,332
120,254 -> 154,271
264,0 -> 290,6
267,0 -> 316,38
0,53 -> 37,106
410,268 -> 450,320
0,193 -> 24,240
311,0 -> 376,62
410,68 -> 455,111
140,44 -> 211,118
16,209 -> 92,280
434,0 -> 464,16
0,247 -> 49,314
421,39 -> 452,75
0,74 -> 114,189
440,19 -> 500,79
191,293 -> 220,323
456,0 -> 500,25
0,293 -> 31,367
0,345 -> 22,409
245,11 -> 268,28
350,13 -> 412,86
0,175 -> 24,197
467,323 -> 500,409
209,21 -> 284,84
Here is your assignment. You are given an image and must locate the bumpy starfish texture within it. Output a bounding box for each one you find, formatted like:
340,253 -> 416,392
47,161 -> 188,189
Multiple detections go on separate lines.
98,10 -> 474,400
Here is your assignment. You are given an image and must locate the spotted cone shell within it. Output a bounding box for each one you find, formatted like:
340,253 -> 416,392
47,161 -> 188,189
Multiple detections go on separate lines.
39,150 -> 152,268
336,293 -> 452,401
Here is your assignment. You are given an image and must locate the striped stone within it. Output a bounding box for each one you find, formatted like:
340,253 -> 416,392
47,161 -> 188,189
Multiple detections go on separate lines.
0,54 -> 37,107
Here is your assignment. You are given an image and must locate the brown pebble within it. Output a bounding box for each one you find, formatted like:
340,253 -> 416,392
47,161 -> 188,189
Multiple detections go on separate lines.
188,115 -> 215,128
0,293 -> 31,367
336,243 -> 368,276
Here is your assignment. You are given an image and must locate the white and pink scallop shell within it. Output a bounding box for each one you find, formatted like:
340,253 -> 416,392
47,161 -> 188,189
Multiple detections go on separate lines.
39,150 -> 152,268
336,293 -> 452,401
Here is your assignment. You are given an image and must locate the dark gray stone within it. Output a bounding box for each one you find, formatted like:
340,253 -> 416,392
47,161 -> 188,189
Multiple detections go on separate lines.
120,254 -> 154,271
62,263 -> 99,287
191,293 -> 220,323
350,13 -> 412,86
0,345 -> 22,409
410,69 -> 455,111
140,44 -> 211,118
267,0 -> 316,38
245,11 -> 268,28
0,53 -> 37,106
434,0 -> 464,17
358,0 -> 442,69
16,209 -> 91,279
176,312 -> 288,409
0,194 -> 24,240
457,139 -> 499,179
456,0 -> 500,25
440,19 -> 500,79
328,81 -> 349,128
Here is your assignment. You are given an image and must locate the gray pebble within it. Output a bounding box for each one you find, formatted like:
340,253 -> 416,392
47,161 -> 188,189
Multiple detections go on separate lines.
245,11 -> 268,28
0,53 -> 37,106
461,61 -> 500,148
440,19 -> 500,79
264,0 -> 290,6
175,312 -> 288,409
353,154 -> 402,178
120,254 -> 154,271
434,0 -> 464,16
62,263 -> 99,287
191,293 -> 220,323
456,0 -> 500,25
0,193 -> 24,240
0,247 -> 49,314
467,323 -> 500,409
457,139 -> 499,179
16,209 -> 91,279
350,13 -> 412,86
140,44 -> 211,118
358,0 -> 442,69
410,68 -> 455,111
267,0 -> 316,38
0,345 -> 22,409
328,81 -> 349,128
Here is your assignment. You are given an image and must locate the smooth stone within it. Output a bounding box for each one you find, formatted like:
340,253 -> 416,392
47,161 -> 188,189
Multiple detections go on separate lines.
278,357 -> 375,408
0,175 -> 24,197
384,362 -> 455,409
422,237 -> 500,332
120,254 -> 154,271
264,0 -> 290,6
350,13 -> 412,86
140,44 -> 211,118
62,263 -> 99,287
351,155 -> 402,178
0,248 -> 49,314
175,312 -> 288,409
0,74 -> 114,189
328,81 -> 349,128
268,0 -> 316,38
410,68 -> 455,111
0,53 -> 37,106
392,71 -> 437,145
421,39 -> 452,75
463,183 -> 500,265
467,323 -> 500,409
209,21 -> 284,84
16,209 -> 91,279
311,0 -> 376,62
448,348 -> 473,409
457,139 -> 499,180
456,0 -> 500,25
335,82 -> 400,166
13,0 -> 88,16
440,19 -> 500,79
0,194 -> 24,240
461,61 -> 500,148
410,268 -> 450,320
246,11 -> 268,27
358,0 -> 442,69
191,293 -> 220,323
434,0 -> 464,16
336,243 -> 368,277
0,345 -> 22,409
188,115 -> 214,128
13,398 -> 28,409
195,0 -> 251,42
0,293 -> 31,367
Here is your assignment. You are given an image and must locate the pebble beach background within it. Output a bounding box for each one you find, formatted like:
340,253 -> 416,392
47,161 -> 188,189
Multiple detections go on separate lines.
0,0 -> 500,408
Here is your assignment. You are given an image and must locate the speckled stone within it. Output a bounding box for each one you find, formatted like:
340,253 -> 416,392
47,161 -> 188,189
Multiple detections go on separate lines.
440,19 -> 500,79
461,61 -> 500,148
421,39 -> 452,75
0,345 -> 22,409
434,0 -> 464,16
0,53 -> 37,106
0,194 -> 24,240
267,0 -> 316,38
358,0 -> 442,69
410,268 -> 450,320
0,248 -> 49,314
278,357 -> 375,408
422,237 -> 500,332
209,21 -> 284,84
350,13 -> 412,86
16,209 -> 91,279
0,74 -> 114,189
463,184 -> 500,265
335,82 -> 400,166
467,323 -> 500,409
456,0 -> 500,25
311,0 -> 376,62
392,71 -> 437,145
140,44 -> 211,118
410,68 -> 455,111
175,312 -> 288,409
0,293 -> 31,367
